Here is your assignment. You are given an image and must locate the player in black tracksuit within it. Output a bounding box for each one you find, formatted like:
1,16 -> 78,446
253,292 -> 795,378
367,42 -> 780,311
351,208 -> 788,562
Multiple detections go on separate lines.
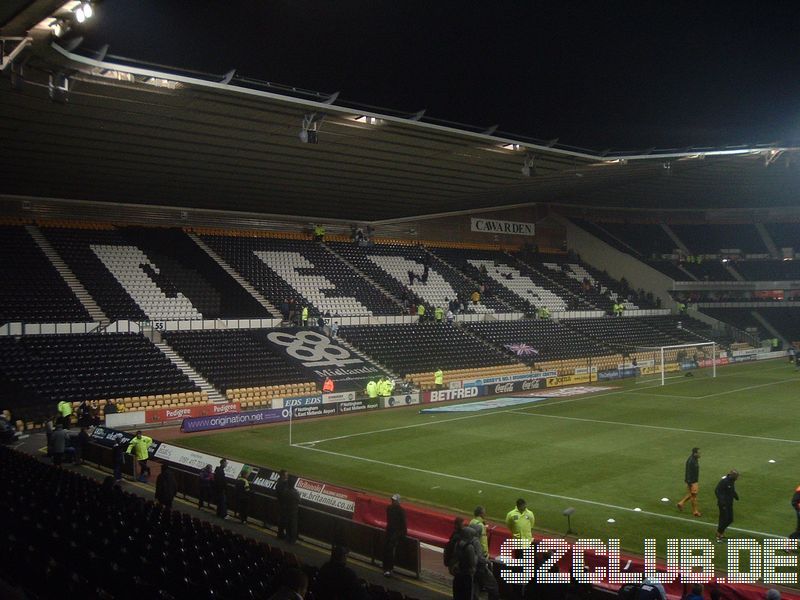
715,470 -> 739,541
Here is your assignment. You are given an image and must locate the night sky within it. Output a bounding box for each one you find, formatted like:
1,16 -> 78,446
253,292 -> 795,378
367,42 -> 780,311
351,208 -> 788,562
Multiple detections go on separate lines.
75,0 -> 800,151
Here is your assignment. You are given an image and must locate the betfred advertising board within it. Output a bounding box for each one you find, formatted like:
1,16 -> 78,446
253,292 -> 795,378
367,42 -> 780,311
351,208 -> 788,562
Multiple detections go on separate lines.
424,386 -> 481,403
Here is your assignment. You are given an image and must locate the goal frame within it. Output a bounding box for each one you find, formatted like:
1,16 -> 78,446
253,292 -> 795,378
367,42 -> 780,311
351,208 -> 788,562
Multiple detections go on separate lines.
633,342 -> 717,385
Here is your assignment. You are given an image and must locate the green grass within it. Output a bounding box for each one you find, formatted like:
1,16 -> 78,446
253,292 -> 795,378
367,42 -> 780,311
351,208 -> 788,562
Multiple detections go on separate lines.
179,359 -> 799,563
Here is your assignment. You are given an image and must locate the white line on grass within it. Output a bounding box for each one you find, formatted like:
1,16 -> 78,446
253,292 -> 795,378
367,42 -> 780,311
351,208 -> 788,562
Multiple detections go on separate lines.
293,443 -> 779,538
298,366 -> 791,445
509,411 -> 800,444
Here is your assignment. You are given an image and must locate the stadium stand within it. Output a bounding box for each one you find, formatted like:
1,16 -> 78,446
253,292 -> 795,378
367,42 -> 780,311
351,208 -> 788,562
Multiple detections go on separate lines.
0,447 -> 421,600
515,250 -> 649,311
570,219 -> 677,257
678,260 -> 736,281
120,227 -> 273,319
328,241 -> 503,313
0,225 -> 91,324
561,316 -> 710,352
669,224 -> 767,254
42,225 -> 181,321
163,330 -> 314,395
429,247 -> 581,312
466,319 -> 612,362
765,222 -> 800,249
699,308 -> 770,338
0,333 -> 198,422
733,259 -> 800,280
202,234 -> 402,317
749,308 -> 800,342
338,322 -> 519,378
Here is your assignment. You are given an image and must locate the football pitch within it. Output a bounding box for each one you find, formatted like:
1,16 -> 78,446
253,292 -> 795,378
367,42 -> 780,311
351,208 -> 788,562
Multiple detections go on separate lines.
179,359 -> 799,560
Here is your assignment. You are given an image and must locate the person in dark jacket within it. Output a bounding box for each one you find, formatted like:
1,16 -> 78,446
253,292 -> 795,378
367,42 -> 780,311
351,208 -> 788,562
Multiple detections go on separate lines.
715,469 -> 739,541
73,427 -> 90,465
276,469 -> 290,538
214,459 -> 228,519
235,467 -> 252,523
285,483 -> 300,543
452,525 -> 478,600
790,484 -> 800,539
50,424 -> 69,466
198,464 -> 213,509
316,545 -> 367,600
382,494 -> 407,577
677,447 -> 701,517
155,464 -> 178,510
112,440 -> 125,481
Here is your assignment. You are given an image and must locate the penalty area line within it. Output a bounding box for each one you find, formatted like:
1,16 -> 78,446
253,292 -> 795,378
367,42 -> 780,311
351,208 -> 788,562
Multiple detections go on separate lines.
293,443 -> 778,539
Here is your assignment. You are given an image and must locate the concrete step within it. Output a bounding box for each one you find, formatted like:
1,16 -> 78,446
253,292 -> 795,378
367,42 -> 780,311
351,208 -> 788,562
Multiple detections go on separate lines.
186,232 -> 282,318
154,339 -> 227,403
25,224 -> 108,323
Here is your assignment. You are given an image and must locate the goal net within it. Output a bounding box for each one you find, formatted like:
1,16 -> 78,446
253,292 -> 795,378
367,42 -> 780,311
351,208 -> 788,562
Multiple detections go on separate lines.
629,342 -> 718,385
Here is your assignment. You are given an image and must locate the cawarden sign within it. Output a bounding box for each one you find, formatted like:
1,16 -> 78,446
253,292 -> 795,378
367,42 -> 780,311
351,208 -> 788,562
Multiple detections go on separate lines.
470,217 -> 535,237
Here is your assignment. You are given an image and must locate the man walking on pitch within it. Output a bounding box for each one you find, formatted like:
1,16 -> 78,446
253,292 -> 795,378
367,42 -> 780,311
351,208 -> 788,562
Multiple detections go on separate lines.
677,447 -> 702,517
715,469 -> 739,542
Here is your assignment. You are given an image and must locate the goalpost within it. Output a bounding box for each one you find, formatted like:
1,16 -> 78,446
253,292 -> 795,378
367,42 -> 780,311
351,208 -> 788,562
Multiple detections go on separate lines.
631,342 -> 717,385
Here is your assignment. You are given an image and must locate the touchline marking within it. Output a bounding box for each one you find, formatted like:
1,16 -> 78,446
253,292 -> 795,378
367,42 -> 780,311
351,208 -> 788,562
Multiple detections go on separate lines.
296,364 -> 790,446
509,411 -> 800,444
294,443 -> 778,538
697,378 -> 794,399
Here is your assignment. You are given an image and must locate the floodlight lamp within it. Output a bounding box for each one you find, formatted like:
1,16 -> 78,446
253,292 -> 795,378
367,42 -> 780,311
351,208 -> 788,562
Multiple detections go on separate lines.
51,20 -> 64,37
82,3 -> 93,19
75,7 -> 86,23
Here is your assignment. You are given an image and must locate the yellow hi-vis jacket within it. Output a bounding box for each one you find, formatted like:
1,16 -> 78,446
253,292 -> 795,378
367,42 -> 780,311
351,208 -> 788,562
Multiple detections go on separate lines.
505,506 -> 535,542
366,381 -> 378,398
57,400 -> 72,417
434,370 -> 444,385
127,435 -> 153,461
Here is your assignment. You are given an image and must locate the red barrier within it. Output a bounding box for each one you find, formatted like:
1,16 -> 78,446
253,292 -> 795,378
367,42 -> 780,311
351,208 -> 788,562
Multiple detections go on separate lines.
145,402 -> 240,424
353,492 -> 799,600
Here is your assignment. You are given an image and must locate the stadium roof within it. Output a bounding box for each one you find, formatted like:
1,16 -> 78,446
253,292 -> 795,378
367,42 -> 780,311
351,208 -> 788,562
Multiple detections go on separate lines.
2,3 -> 800,222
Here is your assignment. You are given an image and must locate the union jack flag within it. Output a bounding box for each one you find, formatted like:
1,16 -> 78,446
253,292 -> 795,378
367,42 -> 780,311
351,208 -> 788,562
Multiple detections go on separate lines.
504,343 -> 539,356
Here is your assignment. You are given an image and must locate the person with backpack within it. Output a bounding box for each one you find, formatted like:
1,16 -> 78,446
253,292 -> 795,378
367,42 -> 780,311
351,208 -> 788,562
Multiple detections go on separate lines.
468,522 -> 499,600
443,517 -> 464,576
451,525 -> 478,600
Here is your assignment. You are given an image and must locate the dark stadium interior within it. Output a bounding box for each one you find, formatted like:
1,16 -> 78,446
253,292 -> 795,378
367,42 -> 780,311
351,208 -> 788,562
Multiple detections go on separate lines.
2,2 -> 800,600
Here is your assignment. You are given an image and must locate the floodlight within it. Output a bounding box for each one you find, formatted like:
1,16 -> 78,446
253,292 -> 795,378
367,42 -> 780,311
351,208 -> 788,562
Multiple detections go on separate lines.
82,3 -> 93,19
75,6 -> 86,23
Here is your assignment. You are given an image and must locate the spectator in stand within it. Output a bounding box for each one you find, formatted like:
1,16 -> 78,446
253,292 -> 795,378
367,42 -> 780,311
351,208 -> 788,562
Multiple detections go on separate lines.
408,270 -> 416,285
76,400 -> 91,428
215,458 -> 229,519
155,463 -> 178,510
468,522 -> 500,600
331,321 -> 339,338
268,567 -> 308,599
471,290 -> 480,305
316,545 -> 368,600
434,306 -> 444,323
104,399 -> 118,418
446,308 -> 454,325
112,440 -> 125,481
236,467 -> 252,523
285,480 -> 300,543
89,400 -> 101,426
313,223 -> 326,242
280,299 -> 290,320
417,303 -> 425,321
56,399 -> 72,429
685,584 -> 704,600
74,426 -> 90,465
276,469 -> 290,538
323,376 -> 335,393
198,464 -> 214,509
126,431 -> 153,482
383,494 -> 407,577
301,306 -> 309,327
50,424 -> 69,467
